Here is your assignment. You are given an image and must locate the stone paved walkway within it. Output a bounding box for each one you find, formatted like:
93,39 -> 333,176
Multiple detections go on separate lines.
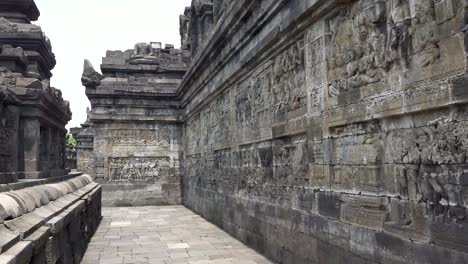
81,206 -> 273,264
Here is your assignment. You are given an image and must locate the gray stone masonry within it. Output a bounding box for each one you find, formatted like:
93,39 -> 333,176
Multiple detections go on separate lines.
79,43 -> 189,207
0,174 -> 102,264
76,0 -> 468,263
0,0 -> 72,182
181,0 -> 468,263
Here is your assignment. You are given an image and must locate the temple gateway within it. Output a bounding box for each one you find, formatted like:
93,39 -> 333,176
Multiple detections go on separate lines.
3,0 -> 468,263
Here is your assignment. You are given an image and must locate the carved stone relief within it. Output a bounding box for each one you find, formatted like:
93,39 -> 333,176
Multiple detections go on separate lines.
112,130 -> 158,146
0,92 -> 19,173
433,0 -> 456,23
327,0 -> 451,99
39,126 -> 48,171
209,91 -> 230,146
412,2 -> 440,67
108,157 -> 170,182
78,158 -> 95,175
272,41 -> 306,121
81,59 -> 104,88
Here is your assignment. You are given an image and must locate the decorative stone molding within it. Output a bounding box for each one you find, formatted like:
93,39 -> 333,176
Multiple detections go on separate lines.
81,59 -> 104,89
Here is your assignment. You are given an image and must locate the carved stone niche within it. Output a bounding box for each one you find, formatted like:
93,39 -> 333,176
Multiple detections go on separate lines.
0,87 -> 21,184
188,0 -> 214,57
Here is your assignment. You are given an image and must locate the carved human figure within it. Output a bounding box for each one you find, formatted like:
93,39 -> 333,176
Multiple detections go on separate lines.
350,18 -> 382,88
329,10 -> 354,72
130,42 -> 162,65
412,4 -> 440,67
387,0 -> 412,70
134,42 -> 152,57
365,0 -> 386,23
0,67 -> 7,86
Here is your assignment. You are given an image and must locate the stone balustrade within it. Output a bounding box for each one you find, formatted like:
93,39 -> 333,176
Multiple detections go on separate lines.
0,174 -> 102,263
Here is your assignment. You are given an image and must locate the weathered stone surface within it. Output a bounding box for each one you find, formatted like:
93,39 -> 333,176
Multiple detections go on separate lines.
77,42 -> 187,207
81,59 -> 104,88
175,0 -> 468,263
0,174 -> 101,263
69,0 -> 468,263
0,0 -> 71,182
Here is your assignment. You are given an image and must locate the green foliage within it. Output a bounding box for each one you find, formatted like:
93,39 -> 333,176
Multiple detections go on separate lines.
66,133 -> 77,149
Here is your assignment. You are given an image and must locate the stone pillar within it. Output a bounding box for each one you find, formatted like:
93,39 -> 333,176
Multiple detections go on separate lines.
19,118 -> 41,179
0,88 -> 20,183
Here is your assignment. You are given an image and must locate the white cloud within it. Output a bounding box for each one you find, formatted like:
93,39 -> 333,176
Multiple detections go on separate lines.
34,0 -> 192,129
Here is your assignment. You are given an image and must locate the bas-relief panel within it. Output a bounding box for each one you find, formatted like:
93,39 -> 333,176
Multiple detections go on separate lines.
0,104 -> 18,173
235,65 -> 273,143
206,90 -> 231,149
272,40 -> 306,123
108,157 -> 170,182
111,129 -> 171,148
325,0 -> 463,119
186,114 -> 201,156
78,156 -> 95,176
233,40 -> 306,144
385,121 -> 468,206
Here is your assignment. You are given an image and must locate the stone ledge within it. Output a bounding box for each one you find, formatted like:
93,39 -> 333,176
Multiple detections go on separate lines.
0,172 -> 84,193
0,174 -> 102,263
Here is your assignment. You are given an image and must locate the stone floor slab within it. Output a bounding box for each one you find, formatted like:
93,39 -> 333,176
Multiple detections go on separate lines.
81,206 -> 273,264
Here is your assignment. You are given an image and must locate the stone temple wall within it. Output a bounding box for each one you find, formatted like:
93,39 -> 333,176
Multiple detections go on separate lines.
81,44 -> 189,206
180,0 -> 468,263
0,1 -> 102,263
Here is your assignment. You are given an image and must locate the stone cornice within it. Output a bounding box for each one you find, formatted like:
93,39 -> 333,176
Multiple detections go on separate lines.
13,89 -> 71,128
100,64 -> 186,75
0,32 -> 56,74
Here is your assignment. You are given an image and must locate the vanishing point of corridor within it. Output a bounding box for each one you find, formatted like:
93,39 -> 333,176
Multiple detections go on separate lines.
81,206 -> 273,264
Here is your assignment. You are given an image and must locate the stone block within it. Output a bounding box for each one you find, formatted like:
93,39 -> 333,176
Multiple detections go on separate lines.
0,194 -> 22,220
5,213 -> 43,238
45,234 -> 62,264
0,225 -> 20,253
327,219 -> 350,251
413,242 -> 468,264
1,241 -> 33,264
340,194 -> 388,230
23,226 -> 50,255
45,214 -> 66,235
350,225 -> 376,260
375,232 -> 413,264
430,220 -> 468,253
317,191 -> 341,220
383,199 -> 430,242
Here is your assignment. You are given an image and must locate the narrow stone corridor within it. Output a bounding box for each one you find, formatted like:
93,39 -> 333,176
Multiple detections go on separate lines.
81,206 -> 273,264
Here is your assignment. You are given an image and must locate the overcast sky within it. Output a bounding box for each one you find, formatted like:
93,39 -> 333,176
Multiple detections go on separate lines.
34,0 -> 192,129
